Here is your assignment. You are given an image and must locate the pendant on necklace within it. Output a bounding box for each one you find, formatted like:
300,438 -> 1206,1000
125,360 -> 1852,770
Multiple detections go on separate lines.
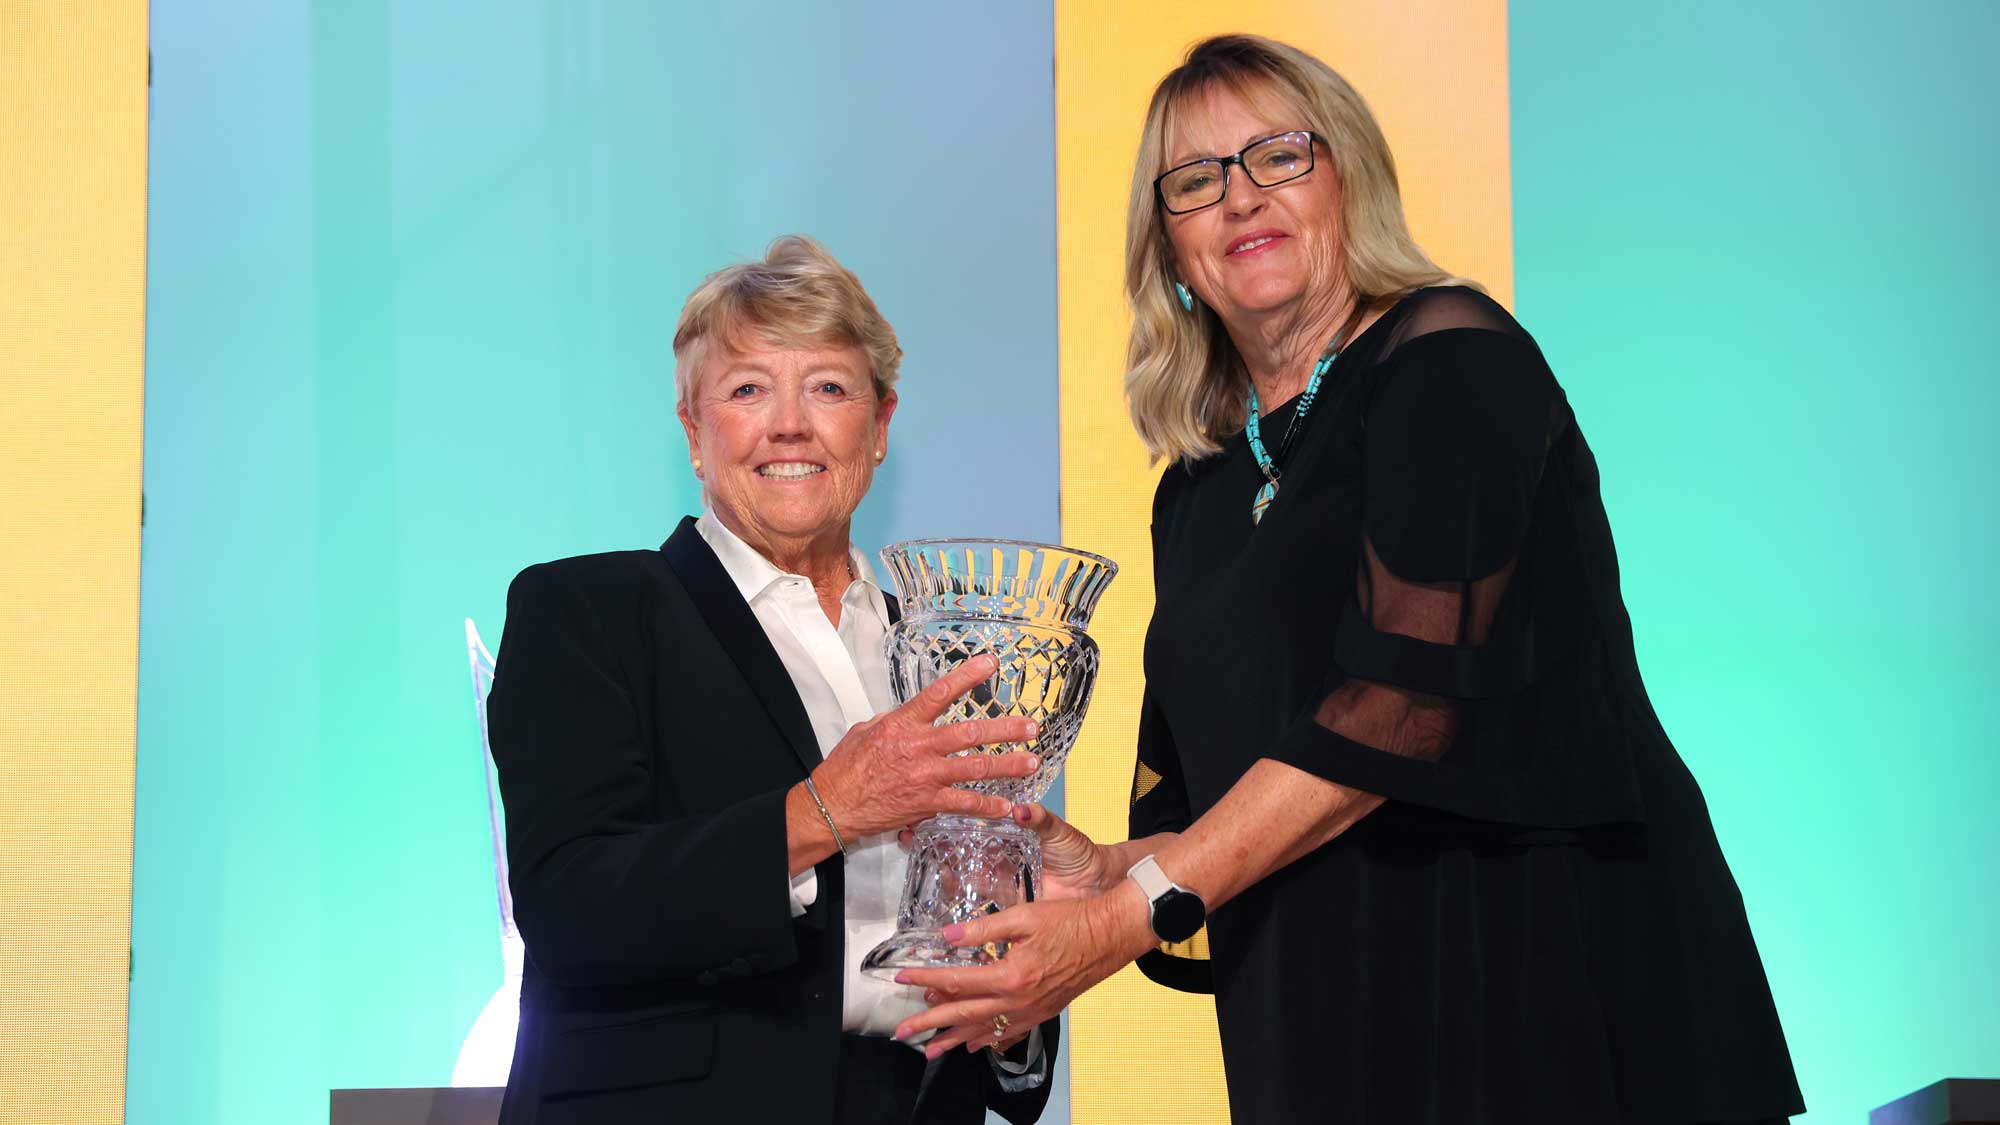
1251,479 -> 1277,525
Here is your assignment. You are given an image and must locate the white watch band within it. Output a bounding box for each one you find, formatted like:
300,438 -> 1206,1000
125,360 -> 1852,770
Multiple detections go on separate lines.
1126,854 -> 1177,901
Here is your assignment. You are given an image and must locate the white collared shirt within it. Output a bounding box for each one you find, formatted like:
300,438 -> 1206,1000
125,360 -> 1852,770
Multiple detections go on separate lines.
694,512 -> 1047,1081
695,511 -> 922,1037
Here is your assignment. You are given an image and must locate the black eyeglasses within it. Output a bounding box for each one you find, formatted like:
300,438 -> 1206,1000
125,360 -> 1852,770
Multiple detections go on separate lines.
1154,131 -> 1322,214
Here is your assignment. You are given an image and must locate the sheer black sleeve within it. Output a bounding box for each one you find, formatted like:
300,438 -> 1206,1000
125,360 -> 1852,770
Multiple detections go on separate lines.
1263,303 -> 1628,830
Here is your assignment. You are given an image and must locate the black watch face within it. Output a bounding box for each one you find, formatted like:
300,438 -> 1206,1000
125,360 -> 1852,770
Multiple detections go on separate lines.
1153,888 -> 1206,943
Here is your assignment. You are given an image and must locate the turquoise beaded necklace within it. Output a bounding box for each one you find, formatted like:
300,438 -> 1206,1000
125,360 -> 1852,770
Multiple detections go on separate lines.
1243,303 -> 1368,525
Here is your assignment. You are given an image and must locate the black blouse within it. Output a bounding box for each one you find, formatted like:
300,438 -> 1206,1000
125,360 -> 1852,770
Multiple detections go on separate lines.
1129,287 -> 1803,1124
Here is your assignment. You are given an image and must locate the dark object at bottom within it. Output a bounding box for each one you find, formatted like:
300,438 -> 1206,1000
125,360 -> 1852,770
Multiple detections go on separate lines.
1871,1079 -> 2000,1125
330,1087 -> 502,1125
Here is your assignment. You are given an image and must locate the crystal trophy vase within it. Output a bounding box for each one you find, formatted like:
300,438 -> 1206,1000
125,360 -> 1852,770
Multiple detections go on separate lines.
861,539 -> 1118,976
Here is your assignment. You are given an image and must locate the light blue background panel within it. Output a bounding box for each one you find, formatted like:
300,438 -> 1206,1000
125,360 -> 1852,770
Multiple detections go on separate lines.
1511,2 -> 2000,1121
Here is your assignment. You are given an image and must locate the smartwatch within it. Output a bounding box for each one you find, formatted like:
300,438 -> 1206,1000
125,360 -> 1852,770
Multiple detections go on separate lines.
1126,854 -> 1207,943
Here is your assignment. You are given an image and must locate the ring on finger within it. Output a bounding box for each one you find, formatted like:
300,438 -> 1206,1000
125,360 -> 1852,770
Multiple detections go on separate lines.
991,1013 -> 1011,1039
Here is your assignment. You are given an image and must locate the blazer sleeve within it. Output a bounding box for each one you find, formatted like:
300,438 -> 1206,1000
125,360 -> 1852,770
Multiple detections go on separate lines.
982,1015 -> 1062,1125
488,560 -> 803,988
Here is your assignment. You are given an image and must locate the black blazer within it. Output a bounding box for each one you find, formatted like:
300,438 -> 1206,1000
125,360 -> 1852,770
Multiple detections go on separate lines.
487,517 -> 1058,1124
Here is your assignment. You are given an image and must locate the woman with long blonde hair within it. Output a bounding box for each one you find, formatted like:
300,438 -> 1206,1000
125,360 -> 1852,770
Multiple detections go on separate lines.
897,35 -> 1802,1124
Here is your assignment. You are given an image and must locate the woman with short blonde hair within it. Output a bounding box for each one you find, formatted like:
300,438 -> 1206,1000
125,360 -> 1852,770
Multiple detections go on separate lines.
672,234 -> 903,417
898,34 -> 1802,1125
492,235 -> 1059,1125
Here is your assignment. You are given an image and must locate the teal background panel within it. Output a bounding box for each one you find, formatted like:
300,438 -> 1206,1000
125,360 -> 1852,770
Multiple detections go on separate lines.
1510,2 -> 1998,1121
131,3 -> 1065,1122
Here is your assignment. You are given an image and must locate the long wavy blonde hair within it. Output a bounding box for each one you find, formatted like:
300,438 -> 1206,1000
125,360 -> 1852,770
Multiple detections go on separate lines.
1125,35 -> 1473,463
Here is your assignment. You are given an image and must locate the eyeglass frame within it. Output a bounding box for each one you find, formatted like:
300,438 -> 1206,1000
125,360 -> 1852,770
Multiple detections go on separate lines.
1153,130 -> 1327,215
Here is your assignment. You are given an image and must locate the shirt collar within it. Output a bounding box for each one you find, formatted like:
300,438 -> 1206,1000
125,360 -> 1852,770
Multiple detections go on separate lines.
694,509 -> 887,626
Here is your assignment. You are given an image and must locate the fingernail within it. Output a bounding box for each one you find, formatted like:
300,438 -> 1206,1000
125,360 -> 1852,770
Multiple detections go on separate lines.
926,1044 -> 945,1061
1026,721 -> 1040,739
894,972 -> 910,985
1024,754 -> 1041,771
941,924 -> 965,943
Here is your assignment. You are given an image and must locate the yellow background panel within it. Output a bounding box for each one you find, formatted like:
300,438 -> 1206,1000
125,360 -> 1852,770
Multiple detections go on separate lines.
0,3 -> 149,1122
1054,4 -> 1512,1120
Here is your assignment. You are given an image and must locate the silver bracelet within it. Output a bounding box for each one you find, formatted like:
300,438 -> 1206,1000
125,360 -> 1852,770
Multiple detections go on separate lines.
801,776 -> 848,857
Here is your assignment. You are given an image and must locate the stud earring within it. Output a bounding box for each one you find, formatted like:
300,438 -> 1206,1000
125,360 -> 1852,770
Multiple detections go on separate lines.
691,458 -> 702,474
875,449 -> 885,462
1175,281 -> 1195,312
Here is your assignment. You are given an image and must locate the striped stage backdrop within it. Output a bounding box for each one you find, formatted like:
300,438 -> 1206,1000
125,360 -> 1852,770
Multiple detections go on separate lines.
4,2 -> 1994,1122
0,4 -> 148,1122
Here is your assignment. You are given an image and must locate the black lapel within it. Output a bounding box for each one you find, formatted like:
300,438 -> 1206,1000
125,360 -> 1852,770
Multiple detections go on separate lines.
661,516 -> 821,776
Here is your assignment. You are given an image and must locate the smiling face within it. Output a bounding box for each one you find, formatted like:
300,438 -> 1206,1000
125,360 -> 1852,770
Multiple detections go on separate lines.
1162,83 -> 1346,329
677,340 -> 895,559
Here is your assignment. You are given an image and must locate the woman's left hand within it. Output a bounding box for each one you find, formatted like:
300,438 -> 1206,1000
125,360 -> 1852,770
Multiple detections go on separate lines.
893,882 -> 1157,1058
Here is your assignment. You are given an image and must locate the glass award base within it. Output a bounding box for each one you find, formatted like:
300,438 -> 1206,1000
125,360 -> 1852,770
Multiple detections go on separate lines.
861,814 -> 1042,978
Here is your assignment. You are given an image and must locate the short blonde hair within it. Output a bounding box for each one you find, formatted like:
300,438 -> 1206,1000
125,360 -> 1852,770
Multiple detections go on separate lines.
673,235 -> 902,414
1124,35 -> 1476,463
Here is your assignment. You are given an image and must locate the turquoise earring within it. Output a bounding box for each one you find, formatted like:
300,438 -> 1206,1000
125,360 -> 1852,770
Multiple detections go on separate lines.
1175,281 -> 1194,312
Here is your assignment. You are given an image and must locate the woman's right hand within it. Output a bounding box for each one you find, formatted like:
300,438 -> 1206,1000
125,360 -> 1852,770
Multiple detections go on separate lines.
1007,803 -> 1120,900
811,654 -> 1042,838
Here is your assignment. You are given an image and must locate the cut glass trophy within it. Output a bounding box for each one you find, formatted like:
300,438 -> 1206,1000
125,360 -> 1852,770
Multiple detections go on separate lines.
862,539 -> 1117,976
